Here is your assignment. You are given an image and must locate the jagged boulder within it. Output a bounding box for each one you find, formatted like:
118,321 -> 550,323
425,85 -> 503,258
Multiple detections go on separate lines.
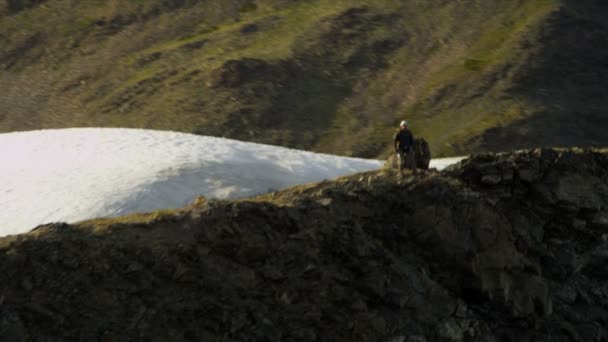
384,137 -> 432,170
414,137 -> 432,169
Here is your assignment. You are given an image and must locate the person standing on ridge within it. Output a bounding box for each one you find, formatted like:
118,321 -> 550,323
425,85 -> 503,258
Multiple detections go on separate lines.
393,120 -> 417,175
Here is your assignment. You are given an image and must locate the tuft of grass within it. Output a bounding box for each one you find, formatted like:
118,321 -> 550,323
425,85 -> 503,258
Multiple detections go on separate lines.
463,59 -> 487,71
78,208 -> 182,229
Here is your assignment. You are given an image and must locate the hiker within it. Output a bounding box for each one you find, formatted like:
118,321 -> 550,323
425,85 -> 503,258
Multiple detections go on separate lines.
393,120 -> 417,175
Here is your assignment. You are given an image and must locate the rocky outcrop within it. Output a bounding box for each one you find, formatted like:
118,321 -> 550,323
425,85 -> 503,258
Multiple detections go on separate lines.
3,0 -> 47,14
415,138 -> 432,169
0,148 -> 607,341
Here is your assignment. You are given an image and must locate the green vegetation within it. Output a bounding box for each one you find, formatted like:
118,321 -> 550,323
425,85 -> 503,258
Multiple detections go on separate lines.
2,0 -> 608,157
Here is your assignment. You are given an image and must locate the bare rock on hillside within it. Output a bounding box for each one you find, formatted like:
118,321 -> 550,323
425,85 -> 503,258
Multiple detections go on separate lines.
210,58 -> 288,88
0,148 -> 607,341
4,0 -> 47,14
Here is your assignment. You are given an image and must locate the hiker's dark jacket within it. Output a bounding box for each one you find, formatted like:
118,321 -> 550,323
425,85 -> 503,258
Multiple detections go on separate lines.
394,128 -> 414,152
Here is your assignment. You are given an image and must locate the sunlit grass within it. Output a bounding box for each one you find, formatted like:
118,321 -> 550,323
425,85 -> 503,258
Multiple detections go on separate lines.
78,208 -> 182,230
1,0 -> 573,158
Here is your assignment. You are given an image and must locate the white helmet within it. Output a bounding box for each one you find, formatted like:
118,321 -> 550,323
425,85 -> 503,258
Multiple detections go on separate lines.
400,120 -> 408,127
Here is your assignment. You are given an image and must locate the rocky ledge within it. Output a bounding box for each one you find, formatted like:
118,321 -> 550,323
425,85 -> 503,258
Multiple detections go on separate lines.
0,148 -> 607,341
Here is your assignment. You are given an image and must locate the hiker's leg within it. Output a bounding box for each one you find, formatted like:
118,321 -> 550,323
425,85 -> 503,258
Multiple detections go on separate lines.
408,152 -> 418,174
398,151 -> 406,175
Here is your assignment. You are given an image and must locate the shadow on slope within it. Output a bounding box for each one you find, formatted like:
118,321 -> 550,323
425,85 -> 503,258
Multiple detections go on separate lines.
473,2 -> 608,152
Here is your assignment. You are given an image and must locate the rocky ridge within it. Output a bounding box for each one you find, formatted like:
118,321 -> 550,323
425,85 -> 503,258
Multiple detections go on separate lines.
0,148 -> 607,341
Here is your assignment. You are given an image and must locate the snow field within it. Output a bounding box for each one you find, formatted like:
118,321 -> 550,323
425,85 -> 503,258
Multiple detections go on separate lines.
0,128 -> 463,236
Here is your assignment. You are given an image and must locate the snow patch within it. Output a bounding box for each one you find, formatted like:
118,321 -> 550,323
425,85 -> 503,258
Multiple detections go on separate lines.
0,128 -> 462,236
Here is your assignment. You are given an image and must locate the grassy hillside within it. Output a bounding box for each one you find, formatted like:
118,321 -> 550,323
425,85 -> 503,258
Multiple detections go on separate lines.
1,0 -> 607,157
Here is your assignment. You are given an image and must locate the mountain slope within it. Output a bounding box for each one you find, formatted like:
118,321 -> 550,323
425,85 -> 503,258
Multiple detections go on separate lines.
1,0 -> 607,157
0,148 -> 607,340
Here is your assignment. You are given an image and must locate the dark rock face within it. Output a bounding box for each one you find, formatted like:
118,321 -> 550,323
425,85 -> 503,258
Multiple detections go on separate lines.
211,58 -> 284,89
0,148 -> 607,341
3,0 -> 47,14
414,138 -> 431,169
